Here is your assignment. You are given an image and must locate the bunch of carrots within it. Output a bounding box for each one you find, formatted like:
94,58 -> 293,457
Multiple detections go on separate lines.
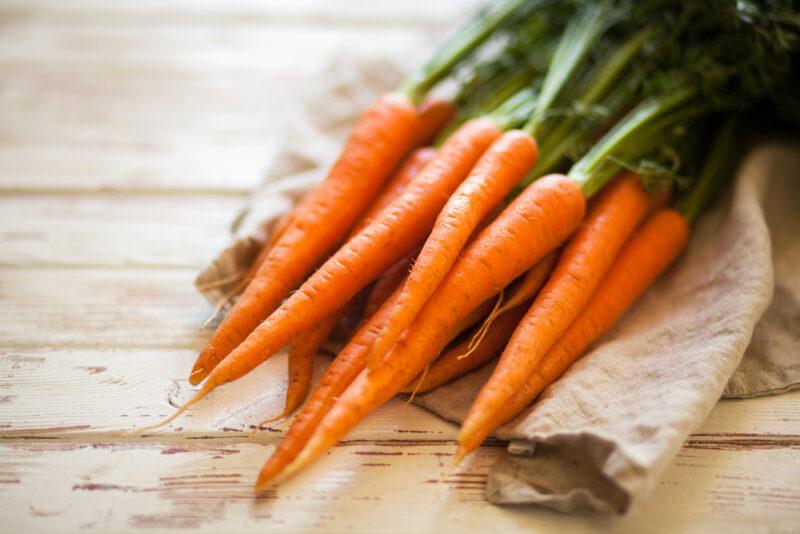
140,0 -> 800,491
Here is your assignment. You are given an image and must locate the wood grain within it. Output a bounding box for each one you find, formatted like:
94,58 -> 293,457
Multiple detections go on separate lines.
1,441 -> 797,533
0,194 -> 242,268
1,343 -> 797,438
0,268 -> 210,349
0,0 -> 478,26
0,5 -> 431,193
0,347 -> 459,438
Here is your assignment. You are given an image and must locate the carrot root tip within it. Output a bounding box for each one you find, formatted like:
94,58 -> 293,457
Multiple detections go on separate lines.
249,412 -> 290,437
253,474 -> 274,494
188,366 -> 208,386
132,382 -> 213,434
450,445 -> 469,471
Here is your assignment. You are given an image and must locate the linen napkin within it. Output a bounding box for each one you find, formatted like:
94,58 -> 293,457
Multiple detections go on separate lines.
195,55 -> 799,514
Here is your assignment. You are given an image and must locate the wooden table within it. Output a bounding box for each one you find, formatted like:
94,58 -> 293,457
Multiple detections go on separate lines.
1,1 -> 798,532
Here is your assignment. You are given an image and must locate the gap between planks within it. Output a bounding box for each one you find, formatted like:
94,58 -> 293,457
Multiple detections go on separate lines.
2,431 -> 799,450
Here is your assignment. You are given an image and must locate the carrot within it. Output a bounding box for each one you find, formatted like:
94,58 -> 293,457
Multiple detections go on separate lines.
453,115 -> 742,462
167,119 -> 502,418
254,269 -> 502,489
326,150 -> 437,342
273,173 -> 586,482
190,0 -> 528,385
330,148 -> 433,323
197,212 -> 293,330
466,250 -> 557,351
402,303 -> 529,394
457,172 -> 656,451
254,145 -> 430,419
454,207 -> 691,460
254,276 -> 407,489
367,130 -> 538,370
190,93 -> 418,385
203,117 -> 438,335
412,97 -> 456,146
450,298 -> 497,340
258,145 -> 434,422
402,250 -> 558,394
351,148 -> 437,236
364,250 -> 418,318
499,251 -> 559,314
282,314 -> 339,419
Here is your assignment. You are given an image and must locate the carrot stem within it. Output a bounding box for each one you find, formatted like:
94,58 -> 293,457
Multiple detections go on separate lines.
399,0 -> 533,104
453,13 -> 554,111
677,116 -> 740,223
523,0 -> 614,137
439,75 -> 538,144
528,26 -> 654,178
469,88 -> 538,134
568,87 -> 700,198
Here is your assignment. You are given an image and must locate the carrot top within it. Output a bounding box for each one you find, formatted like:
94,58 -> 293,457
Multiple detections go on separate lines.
677,116 -> 741,224
566,87 -> 705,198
522,0 -> 618,138
399,0 -> 538,104
530,25 -> 655,177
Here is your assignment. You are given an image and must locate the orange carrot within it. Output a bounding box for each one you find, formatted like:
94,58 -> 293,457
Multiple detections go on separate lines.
329,149 -> 436,341
457,172 -> 655,450
402,303 -> 529,394
451,298 -> 497,339
283,313 -> 339,418
254,277 -> 407,489
308,148 -> 434,342
351,148 -> 437,237
197,212 -> 295,330
251,147 -> 436,427
364,250 -> 418,318
367,130 -> 538,370
454,207 -> 690,460
466,250 -> 557,352
402,250 -> 558,394
207,146 -> 434,333
260,145 -> 434,421
501,251 -> 558,313
190,93 -> 418,385
176,119 -> 501,413
254,271 -> 500,489
413,97 -> 456,146
274,173 -> 586,482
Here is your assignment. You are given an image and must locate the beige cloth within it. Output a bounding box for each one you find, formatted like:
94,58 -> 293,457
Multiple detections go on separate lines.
195,57 -> 800,514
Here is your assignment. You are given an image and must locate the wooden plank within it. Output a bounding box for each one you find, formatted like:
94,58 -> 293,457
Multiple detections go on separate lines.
1,344 -> 799,439
692,395 -> 800,437
0,23 -> 426,77
0,442 -> 548,533
0,194 -> 243,268
0,1 -> 441,193
0,0 -> 478,27
0,441 -> 797,533
0,268 -> 210,349
0,23 -> 424,192
0,346 -> 458,438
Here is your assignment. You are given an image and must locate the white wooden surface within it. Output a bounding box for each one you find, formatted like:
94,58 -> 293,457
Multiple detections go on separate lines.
0,1 -> 798,532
